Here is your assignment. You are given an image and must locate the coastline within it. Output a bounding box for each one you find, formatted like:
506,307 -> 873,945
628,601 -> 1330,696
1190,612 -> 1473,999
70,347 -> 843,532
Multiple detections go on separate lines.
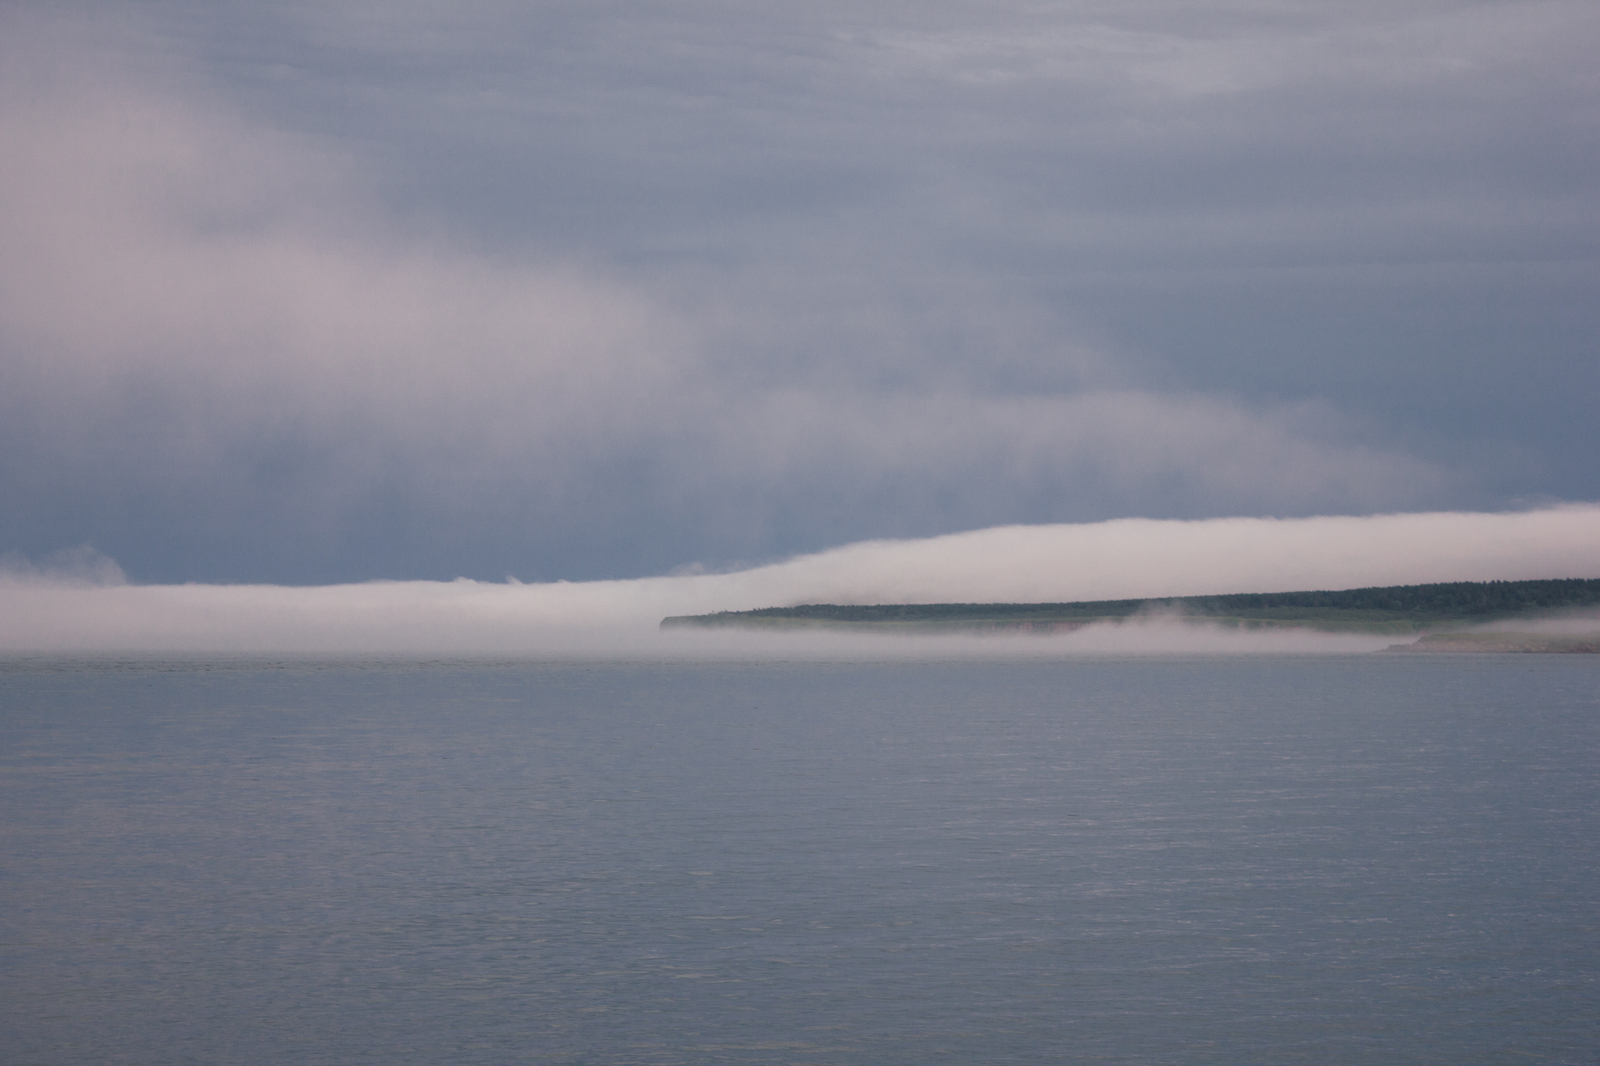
661,578 -> 1600,651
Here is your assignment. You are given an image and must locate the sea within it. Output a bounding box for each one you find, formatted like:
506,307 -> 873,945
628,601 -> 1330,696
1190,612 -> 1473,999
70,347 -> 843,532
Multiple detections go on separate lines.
1,654 -> 1596,1065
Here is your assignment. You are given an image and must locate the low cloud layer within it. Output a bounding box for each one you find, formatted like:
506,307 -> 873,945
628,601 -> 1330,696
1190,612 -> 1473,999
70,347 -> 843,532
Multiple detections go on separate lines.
2,6 -> 1595,584
0,545 -> 127,588
4,508 -> 1596,656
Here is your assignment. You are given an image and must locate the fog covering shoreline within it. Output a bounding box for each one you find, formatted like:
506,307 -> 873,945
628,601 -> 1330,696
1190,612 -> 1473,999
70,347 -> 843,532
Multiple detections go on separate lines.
3,507 -> 1600,657
661,578 -> 1600,636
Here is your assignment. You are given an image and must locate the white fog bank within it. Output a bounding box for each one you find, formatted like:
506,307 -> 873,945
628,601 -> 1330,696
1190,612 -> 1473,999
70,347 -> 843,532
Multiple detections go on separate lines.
3,506 -> 1599,656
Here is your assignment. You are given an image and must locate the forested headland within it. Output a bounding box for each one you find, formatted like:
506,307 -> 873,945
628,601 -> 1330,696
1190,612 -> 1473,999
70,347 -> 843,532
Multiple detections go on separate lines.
661,578 -> 1600,635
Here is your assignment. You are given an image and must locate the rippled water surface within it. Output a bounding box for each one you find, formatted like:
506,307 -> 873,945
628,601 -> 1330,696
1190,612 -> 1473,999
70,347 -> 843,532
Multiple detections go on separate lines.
2,655 -> 1597,1064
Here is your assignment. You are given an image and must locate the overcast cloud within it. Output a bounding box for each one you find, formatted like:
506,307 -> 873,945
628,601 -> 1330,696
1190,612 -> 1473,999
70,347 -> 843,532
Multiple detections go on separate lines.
1,2 -> 1596,584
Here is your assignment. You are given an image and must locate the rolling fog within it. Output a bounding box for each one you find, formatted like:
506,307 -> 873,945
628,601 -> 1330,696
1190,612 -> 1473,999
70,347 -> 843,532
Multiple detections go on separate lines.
4,507 -> 1597,656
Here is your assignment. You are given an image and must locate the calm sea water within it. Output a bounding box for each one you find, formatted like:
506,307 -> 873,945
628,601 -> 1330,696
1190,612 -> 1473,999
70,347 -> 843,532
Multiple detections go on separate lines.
1,655 -> 1596,1065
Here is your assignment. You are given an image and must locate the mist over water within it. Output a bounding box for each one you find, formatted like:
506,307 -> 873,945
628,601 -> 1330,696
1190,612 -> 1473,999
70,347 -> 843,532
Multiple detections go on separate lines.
3,508 -> 1598,656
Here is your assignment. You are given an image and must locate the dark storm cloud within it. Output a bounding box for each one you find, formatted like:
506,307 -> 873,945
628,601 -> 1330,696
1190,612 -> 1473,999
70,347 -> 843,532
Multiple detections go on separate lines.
1,2 -> 1595,582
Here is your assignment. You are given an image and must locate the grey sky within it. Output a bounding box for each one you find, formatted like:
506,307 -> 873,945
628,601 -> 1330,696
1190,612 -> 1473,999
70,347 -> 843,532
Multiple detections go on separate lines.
2,1 -> 1596,583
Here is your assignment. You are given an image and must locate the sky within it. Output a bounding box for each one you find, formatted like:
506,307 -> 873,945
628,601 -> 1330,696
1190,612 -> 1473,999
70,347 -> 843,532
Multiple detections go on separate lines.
1,0 -> 1597,588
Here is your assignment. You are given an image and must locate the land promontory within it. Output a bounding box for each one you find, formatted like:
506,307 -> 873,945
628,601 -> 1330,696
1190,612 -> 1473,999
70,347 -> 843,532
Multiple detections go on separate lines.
661,578 -> 1600,649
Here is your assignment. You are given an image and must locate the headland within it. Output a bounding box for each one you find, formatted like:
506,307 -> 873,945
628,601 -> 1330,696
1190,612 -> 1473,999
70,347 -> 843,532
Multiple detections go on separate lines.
662,578 -> 1600,650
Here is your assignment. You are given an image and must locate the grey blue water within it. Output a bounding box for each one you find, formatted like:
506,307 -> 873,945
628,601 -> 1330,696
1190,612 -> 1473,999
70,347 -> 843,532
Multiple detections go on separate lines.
2,655 -> 1596,1064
